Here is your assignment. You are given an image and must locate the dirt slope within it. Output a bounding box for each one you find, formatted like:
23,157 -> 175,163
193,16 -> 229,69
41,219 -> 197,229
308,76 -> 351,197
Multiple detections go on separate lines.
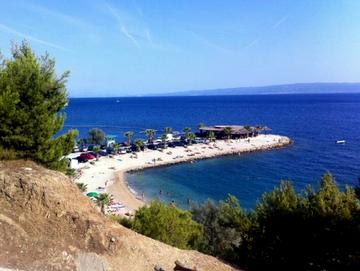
0,161 -> 237,271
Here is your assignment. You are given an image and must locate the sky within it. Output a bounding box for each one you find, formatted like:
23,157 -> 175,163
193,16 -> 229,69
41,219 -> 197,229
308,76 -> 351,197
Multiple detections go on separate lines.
0,0 -> 360,97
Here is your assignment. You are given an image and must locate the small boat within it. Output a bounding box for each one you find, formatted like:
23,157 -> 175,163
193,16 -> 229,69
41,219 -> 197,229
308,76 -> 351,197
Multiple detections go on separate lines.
336,140 -> 346,144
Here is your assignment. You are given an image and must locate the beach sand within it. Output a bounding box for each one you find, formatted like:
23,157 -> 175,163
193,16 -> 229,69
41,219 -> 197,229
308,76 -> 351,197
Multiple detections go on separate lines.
72,134 -> 291,214
107,170 -> 145,211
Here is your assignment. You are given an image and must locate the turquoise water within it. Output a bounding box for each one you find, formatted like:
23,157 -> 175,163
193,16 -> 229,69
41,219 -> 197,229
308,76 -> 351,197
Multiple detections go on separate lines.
64,94 -> 360,209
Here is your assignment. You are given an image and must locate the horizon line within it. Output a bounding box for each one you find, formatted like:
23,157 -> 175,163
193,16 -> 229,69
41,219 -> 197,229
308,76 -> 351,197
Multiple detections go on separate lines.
69,81 -> 360,98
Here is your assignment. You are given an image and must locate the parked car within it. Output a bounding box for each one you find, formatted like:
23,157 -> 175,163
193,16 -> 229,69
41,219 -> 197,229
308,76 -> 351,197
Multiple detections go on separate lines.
194,138 -> 206,144
119,148 -> 127,154
77,156 -> 88,163
99,150 -> 108,156
79,153 -> 96,160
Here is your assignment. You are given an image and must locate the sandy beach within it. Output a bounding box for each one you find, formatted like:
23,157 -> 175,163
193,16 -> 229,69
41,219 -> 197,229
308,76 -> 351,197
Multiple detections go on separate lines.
71,134 -> 291,214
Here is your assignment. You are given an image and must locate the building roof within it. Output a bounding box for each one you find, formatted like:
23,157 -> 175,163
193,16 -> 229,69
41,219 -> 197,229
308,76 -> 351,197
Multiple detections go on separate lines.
199,126 -> 223,132
199,125 -> 267,135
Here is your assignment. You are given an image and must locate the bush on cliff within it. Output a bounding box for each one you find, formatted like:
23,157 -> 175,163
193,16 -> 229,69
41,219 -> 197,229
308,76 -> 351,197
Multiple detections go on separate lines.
0,41 -> 77,170
121,200 -> 204,249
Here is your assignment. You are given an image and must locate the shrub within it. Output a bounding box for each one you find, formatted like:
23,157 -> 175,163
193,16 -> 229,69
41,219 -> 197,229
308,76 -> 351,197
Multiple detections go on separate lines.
131,200 -> 204,249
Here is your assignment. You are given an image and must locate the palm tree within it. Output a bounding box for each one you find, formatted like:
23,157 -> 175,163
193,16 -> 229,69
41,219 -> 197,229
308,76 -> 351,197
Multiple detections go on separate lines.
124,131 -> 134,145
164,127 -> 173,135
76,182 -> 87,193
161,133 -> 168,148
134,139 -> 144,152
187,132 -> 196,145
93,145 -> 101,160
96,193 -> 111,214
112,143 -> 120,154
207,131 -> 216,142
223,127 -> 233,141
145,129 -> 156,144
244,125 -> 252,138
183,127 -> 192,138
198,122 -> 205,129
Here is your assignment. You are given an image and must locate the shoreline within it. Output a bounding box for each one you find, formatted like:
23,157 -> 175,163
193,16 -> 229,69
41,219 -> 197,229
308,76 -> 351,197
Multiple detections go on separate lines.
107,170 -> 145,211
72,134 -> 292,214
125,140 -> 292,174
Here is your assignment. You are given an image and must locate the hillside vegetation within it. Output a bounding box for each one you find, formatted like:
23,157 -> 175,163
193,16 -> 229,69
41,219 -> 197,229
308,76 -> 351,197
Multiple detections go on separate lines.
121,174 -> 360,271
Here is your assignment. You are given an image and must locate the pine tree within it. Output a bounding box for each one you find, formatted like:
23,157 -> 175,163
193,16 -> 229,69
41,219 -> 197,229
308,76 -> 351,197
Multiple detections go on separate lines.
0,41 -> 78,170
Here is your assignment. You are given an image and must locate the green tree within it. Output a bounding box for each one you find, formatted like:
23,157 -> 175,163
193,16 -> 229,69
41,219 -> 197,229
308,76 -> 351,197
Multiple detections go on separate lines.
0,41 -> 77,170
145,129 -> 156,144
96,193 -> 111,214
112,143 -> 120,154
134,139 -> 144,152
132,201 -> 204,249
93,145 -> 101,160
198,123 -> 205,129
223,127 -> 233,141
186,132 -> 196,145
76,182 -> 87,192
241,173 -> 360,271
88,128 -> 105,145
183,127 -> 192,137
124,131 -> 134,145
161,133 -> 168,148
207,131 -> 216,142
192,195 -> 249,261
191,173 -> 360,270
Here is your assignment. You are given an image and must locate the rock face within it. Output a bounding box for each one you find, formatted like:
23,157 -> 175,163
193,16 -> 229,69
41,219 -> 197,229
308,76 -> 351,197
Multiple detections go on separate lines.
0,161 -> 237,271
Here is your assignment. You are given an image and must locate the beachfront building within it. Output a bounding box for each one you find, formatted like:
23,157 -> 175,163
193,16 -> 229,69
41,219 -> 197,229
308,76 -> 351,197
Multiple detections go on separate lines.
198,125 -> 268,139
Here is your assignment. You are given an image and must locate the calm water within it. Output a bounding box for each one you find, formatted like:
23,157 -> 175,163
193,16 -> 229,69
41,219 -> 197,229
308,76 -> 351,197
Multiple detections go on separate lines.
64,94 -> 360,209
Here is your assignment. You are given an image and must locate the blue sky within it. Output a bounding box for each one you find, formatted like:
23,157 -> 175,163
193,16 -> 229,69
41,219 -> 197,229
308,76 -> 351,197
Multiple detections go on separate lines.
0,0 -> 360,97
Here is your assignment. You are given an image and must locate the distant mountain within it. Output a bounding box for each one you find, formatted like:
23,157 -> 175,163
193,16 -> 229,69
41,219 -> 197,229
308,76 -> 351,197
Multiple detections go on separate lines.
150,83 -> 360,96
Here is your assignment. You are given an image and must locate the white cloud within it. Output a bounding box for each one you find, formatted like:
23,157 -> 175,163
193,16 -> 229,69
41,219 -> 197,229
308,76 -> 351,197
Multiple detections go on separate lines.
272,15 -> 289,29
0,23 -> 69,51
145,28 -> 152,44
105,2 -> 141,48
243,38 -> 259,49
120,25 -> 140,48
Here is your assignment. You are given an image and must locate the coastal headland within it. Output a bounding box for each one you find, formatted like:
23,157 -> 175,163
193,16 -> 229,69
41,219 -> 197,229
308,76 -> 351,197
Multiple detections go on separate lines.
73,134 -> 292,214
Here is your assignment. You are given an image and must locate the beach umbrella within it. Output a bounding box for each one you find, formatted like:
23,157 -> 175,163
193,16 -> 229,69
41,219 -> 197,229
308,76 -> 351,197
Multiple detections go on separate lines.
86,192 -> 98,198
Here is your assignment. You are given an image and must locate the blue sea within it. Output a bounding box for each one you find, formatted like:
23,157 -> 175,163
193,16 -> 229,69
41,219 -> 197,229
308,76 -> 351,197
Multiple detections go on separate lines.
64,94 -> 360,209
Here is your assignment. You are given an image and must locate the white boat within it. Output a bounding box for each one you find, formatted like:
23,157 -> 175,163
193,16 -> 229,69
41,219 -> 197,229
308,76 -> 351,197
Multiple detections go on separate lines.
336,140 -> 346,144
